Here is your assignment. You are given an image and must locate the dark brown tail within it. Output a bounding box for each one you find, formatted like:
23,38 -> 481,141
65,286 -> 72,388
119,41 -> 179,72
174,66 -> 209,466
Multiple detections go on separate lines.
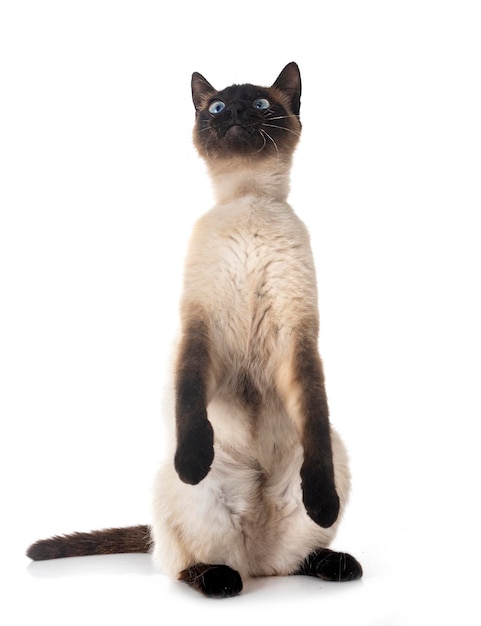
26,525 -> 152,561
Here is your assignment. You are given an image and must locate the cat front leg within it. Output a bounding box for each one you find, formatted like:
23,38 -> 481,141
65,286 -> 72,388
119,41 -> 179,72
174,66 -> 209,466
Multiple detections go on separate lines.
278,329 -> 340,528
174,313 -> 215,485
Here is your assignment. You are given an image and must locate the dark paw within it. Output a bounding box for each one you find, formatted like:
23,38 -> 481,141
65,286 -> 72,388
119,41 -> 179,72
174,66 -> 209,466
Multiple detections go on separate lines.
174,419 -> 214,485
300,549 -> 363,582
179,564 -> 243,598
303,488 -> 340,528
301,466 -> 340,528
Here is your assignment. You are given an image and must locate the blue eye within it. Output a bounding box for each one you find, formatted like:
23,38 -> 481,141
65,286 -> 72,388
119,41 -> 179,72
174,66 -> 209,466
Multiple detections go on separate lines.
209,100 -> 225,114
253,98 -> 270,110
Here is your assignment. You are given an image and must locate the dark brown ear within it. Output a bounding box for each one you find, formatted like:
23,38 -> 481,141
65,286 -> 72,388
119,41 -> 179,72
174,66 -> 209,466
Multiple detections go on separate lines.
272,62 -> 301,116
191,72 -> 216,111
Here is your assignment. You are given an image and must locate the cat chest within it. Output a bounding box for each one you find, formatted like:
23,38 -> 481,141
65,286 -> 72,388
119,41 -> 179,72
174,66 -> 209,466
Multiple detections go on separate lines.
185,204 -> 316,364
214,228 -> 303,310
203,228 -> 313,358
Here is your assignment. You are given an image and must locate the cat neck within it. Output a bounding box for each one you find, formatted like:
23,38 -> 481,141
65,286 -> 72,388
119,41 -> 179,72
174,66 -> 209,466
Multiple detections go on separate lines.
207,158 -> 292,204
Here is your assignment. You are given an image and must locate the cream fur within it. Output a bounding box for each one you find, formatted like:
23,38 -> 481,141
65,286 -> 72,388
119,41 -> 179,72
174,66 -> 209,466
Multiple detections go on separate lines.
151,163 -> 351,580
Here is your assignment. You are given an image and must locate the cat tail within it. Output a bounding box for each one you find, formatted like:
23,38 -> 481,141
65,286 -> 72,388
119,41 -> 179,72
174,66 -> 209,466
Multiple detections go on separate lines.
26,525 -> 152,561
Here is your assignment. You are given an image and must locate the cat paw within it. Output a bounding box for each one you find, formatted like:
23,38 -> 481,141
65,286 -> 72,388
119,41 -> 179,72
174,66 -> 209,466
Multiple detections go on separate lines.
179,563 -> 243,598
174,419 -> 214,485
301,465 -> 340,528
299,548 -> 363,582
303,489 -> 340,528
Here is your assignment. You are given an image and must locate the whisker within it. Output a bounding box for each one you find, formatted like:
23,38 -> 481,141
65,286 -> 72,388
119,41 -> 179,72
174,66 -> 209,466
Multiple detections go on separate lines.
262,123 -> 301,137
264,114 -> 292,121
259,128 -> 280,159
254,129 -> 268,153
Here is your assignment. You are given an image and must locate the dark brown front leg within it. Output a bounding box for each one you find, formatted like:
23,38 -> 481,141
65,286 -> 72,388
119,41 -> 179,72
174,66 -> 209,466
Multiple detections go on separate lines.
279,329 -> 340,528
174,315 -> 214,485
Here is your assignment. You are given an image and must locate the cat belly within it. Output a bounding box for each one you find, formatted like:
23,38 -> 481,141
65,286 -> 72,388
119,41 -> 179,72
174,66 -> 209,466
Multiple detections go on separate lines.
151,429 -> 349,579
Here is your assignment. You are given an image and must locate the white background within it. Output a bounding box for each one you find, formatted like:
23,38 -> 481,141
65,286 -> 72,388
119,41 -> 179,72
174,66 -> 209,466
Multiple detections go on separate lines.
1,1 -> 480,624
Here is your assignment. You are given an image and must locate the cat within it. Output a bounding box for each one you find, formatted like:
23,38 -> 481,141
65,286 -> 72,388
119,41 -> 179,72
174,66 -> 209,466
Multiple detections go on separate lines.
27,62 -> 363,598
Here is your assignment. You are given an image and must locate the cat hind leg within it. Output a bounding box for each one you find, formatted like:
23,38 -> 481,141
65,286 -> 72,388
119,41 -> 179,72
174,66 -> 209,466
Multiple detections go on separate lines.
179,563 -> 243,598
295,547 -> 363,582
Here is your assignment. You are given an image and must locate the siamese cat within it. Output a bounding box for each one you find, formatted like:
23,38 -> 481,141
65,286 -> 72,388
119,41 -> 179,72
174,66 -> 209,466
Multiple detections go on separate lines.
27,62 -> 363,597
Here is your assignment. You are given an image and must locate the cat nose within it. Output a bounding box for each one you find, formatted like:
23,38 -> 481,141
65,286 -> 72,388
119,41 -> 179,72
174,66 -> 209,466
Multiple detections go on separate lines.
225,103 -> 245,123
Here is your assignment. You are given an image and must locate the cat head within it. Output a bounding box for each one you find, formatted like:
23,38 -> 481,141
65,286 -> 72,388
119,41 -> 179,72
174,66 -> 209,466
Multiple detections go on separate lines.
191,63 -> 301,166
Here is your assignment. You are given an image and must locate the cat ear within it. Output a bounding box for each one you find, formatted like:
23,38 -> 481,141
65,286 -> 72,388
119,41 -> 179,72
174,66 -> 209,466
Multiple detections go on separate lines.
272,62 -> 301,116
191,72 -> 217,111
